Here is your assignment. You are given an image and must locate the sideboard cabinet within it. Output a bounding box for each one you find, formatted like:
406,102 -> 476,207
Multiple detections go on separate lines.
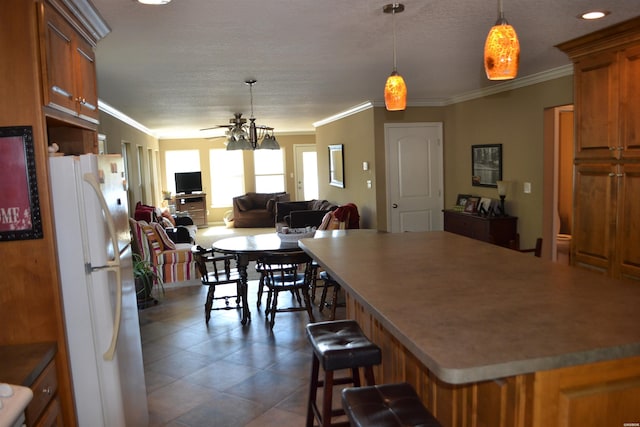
443,210 -> 517,248
175,193 -> 208,227
558,17 -> 640,281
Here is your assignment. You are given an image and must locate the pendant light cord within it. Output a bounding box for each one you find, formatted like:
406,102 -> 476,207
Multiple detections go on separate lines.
392,6 -> 398,72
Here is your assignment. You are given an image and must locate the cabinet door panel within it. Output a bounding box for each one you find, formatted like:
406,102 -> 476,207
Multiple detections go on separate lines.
42,6 -> 76,115
574,52 -> 619,159
616,163 -> 640,280
75,36 -> 98,121
620,46 -> 640,159
572,163 -> 616,273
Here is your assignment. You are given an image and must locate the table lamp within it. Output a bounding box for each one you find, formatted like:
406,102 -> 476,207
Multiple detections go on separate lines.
496,180 -> 508,216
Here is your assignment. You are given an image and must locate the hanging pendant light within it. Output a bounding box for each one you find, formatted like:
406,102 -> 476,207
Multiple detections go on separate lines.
484,0 -> 520,80
383,3 -> 407,111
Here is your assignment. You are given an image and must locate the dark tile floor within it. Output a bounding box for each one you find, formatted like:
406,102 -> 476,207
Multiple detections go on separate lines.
139,272 -> 345,426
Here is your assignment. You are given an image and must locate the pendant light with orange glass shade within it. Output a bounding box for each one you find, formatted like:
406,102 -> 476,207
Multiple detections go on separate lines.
484,0 -> 520,80
383,3 -> 407,111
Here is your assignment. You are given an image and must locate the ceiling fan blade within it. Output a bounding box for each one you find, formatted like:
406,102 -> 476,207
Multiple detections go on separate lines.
200,124 -> 233,131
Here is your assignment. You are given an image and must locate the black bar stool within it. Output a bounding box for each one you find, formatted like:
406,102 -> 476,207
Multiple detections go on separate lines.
341,382 -> 442,427
306,320 -> 382,427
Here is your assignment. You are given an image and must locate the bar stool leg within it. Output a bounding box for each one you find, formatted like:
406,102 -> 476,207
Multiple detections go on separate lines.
306,355 -> 320,427
322,370 -> 334,426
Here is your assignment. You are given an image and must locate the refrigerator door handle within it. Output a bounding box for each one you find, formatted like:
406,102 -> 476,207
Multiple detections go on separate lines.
83,173 -> 122,361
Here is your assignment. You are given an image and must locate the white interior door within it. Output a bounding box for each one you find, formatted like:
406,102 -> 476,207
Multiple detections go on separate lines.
294,144 -> 318,200
385,123 -> 444,232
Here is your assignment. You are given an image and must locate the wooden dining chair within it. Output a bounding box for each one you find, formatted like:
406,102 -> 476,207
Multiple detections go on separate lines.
258,251 -> 316,329
192,246 -> 243,324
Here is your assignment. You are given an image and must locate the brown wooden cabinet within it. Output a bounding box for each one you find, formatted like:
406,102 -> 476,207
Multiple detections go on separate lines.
0,1 -> 109,426
443,210 -> 517,247
175,193 -> 208,227
38,0 -> 99,124
558,16 -> 640,281
0,343 -> 63,427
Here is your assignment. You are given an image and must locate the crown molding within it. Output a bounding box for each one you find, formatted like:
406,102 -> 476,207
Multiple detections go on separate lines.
101,65 -> 574,137
318,65 -> 574,126
313,102 -> 374,128
98,100 -> 157,137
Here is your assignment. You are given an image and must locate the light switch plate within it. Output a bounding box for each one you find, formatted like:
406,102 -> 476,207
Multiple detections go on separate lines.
524,182 -> 532,194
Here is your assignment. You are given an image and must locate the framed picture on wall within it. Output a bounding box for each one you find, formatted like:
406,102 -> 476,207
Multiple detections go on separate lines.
471,144 -> 502,187
0,125 -> 43,241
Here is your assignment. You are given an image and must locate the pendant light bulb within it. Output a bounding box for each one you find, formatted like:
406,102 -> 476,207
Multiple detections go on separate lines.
383,4 -> 407,111
484,0 -> 519,80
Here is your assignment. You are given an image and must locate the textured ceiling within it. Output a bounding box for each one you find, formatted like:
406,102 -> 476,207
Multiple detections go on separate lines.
91,0 -> 640,139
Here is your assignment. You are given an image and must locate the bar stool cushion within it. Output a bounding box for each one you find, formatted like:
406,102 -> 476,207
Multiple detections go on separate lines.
342,383 -> 442,427
306,320 -> 381,371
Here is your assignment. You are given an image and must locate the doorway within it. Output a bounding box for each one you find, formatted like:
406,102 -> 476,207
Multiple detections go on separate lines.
385,123 -> 444,232
543,105 -> 574,263
294,144 -> 318,201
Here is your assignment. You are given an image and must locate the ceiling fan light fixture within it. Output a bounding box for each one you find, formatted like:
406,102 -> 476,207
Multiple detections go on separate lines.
260,133 -> 280,150
484,0 -> 519,80
383,3 -> 407,111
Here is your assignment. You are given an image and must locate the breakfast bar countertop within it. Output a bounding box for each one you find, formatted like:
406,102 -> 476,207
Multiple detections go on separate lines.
299,230 -> 640,385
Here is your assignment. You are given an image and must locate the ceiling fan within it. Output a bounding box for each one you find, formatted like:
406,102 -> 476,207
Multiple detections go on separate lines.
200,80 -> 280,150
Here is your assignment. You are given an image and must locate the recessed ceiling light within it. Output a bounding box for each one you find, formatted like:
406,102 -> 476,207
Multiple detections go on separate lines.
579,10 -> 610,20
137,0 -> 171,4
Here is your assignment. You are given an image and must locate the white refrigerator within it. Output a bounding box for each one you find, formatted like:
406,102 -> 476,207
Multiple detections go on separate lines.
49,154 -> 148,427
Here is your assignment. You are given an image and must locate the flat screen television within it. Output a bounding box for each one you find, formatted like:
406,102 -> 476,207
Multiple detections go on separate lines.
175,171 -> 202,194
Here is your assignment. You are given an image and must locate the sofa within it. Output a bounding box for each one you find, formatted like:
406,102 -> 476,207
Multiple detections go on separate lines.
275,199 -> 337,230
232,192 -> 290,228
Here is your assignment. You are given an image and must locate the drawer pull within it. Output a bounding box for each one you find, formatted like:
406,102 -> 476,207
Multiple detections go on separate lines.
42,386 -> 53,395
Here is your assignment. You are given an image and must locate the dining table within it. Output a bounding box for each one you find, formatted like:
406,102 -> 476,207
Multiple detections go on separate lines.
211,230 -> 364,325
211,232 -> 306,325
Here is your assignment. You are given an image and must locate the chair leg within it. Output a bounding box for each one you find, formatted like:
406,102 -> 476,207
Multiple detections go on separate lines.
302,285 -> 315,323
319,283 -> 329,312
257,273 -> 265,307
269,288 -> 279,328
204,285 -> 214,324
330,284 -> 340,321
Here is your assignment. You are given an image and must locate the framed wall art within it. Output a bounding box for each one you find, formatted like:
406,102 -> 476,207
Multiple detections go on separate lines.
471,144 -> 502,187
328,144 -> 344,188
0,125 -> 43,241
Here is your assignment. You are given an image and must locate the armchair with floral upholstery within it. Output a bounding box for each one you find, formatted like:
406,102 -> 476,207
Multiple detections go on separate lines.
129,218 -> 197,284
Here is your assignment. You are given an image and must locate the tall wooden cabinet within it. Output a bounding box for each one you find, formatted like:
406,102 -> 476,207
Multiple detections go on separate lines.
0,1 -> 109,426
558,17 -> 640,282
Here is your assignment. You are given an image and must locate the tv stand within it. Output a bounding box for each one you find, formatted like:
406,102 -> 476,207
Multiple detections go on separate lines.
174,193 -> 207,227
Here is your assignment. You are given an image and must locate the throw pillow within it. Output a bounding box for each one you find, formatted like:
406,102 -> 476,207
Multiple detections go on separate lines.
235,196 -> 252,212
151,222 -> 176,250
266,198 -> 276,214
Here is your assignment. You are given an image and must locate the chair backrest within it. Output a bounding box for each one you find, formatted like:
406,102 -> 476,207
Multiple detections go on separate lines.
259,251 -> 314,286
192,246 -> 237,284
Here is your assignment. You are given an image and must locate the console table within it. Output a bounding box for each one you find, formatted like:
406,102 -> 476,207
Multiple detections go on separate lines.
174,193 -> 207,227
443,209 -> 517,247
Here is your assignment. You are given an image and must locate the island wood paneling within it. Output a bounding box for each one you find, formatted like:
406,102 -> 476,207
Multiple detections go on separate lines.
346,292 -> 640,427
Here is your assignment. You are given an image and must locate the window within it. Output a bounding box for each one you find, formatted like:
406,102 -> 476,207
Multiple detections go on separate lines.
254,149 -> 285,193
210,149 -> 244,207
165,150 -> 200,195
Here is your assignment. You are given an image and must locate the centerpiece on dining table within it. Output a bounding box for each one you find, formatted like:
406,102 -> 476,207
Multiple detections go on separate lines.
277,226 -> 316,242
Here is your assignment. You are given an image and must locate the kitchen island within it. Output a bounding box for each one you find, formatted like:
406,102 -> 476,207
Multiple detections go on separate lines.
299,230 -> 640,427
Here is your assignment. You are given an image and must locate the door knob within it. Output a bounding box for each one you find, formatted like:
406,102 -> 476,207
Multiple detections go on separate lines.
392,203 -> 398,208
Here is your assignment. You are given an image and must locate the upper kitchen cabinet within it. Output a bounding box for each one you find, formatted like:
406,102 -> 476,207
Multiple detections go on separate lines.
37,0 -> 109,128
558,17 -> 640,161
